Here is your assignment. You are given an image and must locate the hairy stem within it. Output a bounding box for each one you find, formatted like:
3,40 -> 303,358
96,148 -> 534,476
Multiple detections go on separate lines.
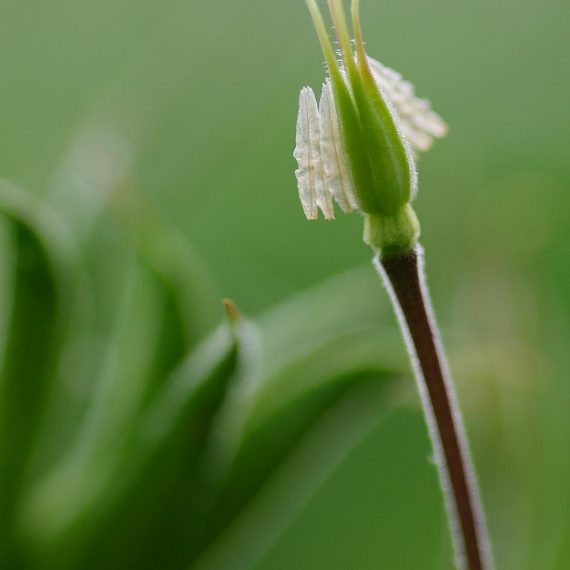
376,246 -> 493,570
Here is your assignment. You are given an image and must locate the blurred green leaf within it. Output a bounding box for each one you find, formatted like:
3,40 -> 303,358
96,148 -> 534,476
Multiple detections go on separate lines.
20,316 -> 242,570
0,176 -> 229,569
181,270 -> 408,566
110,185 -> 221,353
0,181 -> 78,568
194,379 -> 399,570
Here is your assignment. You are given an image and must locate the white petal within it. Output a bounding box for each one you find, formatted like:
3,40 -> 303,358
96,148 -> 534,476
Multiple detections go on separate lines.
319,81 -> 359,213
367,56 -> 448,153
293,87 -> 333,220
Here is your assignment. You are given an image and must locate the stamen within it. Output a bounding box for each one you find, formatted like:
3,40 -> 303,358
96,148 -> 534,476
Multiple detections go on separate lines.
319,81 -> 358,212
294,87 -> 333,220
367,56 -> 449,153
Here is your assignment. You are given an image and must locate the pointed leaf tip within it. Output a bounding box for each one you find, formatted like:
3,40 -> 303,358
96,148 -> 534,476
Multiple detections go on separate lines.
223,298 -> 241,326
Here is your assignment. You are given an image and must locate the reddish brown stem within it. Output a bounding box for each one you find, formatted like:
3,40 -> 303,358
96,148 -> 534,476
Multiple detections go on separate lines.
377,246 -> 493,570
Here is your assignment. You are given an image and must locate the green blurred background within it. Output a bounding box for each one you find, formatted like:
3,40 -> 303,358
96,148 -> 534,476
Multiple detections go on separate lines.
1,0 -> 570,568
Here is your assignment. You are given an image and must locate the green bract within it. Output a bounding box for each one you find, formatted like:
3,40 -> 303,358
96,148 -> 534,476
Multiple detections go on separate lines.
295,0 -> 447,257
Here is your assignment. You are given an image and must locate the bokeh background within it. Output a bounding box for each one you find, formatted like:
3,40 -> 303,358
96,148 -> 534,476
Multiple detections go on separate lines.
1,0 -> 570,568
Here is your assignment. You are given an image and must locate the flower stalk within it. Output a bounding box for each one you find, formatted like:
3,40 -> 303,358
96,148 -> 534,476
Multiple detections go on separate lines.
294,1 -> 493,567
377,247 -> 493,570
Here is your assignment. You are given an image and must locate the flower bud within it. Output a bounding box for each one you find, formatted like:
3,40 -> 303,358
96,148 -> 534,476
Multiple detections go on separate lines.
294,0 -> 447,256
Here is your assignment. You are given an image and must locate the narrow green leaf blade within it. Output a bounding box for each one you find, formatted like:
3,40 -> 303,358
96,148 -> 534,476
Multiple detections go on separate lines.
0,182 -> 77,567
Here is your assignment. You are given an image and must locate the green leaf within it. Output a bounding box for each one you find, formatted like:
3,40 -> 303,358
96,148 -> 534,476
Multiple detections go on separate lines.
184,267 -> 408,565
109,186 -> 222,350
20,182 -> 223,517
20,188 -> 213,492
10,173 -> 229,569
0,181 -> 78,567
19,316 -> 243,570
108,311 -> 259,570
194,378 -> 398,570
